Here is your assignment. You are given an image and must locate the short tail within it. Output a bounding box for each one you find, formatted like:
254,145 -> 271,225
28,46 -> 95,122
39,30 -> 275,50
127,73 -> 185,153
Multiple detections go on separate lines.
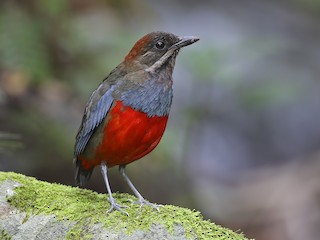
74,157 -> 93,186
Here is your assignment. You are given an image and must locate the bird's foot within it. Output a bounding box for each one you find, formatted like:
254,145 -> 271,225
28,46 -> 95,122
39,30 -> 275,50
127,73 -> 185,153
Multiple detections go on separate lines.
107,197 -> 129,216
129,198 -> 162,212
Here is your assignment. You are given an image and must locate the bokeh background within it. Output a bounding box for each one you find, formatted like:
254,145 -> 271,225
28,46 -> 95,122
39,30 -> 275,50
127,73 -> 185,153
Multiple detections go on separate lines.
1,0 -> 320,239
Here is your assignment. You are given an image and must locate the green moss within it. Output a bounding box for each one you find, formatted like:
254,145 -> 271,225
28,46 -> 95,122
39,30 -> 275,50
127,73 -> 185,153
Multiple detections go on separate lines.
1,229 -> 12,240
0,171 -> 249,239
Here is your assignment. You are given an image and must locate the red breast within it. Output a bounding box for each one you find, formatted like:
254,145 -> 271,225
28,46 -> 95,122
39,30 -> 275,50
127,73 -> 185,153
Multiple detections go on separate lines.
78,100 -> 168,171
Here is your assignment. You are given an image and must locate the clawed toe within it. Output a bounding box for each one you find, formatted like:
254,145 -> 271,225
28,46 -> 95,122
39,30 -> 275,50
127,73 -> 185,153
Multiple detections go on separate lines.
131,198 -> 162,212
107,198 -> 129,216
106,196 -> 161,215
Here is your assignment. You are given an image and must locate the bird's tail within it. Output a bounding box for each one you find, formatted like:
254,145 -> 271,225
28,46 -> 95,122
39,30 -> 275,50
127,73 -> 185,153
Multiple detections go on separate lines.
74,157 -> 93,186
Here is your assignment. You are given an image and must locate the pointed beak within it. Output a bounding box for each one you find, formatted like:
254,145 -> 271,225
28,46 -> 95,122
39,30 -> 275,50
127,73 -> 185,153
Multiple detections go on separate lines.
171,36 -> 200,49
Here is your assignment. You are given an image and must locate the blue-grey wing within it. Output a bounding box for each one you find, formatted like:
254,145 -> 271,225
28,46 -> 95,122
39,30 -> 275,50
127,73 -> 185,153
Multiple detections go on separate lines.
74,84 -> 115,156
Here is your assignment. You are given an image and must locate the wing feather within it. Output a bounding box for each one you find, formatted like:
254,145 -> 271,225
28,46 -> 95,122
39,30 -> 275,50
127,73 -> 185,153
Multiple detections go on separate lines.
74,84 -> 115,156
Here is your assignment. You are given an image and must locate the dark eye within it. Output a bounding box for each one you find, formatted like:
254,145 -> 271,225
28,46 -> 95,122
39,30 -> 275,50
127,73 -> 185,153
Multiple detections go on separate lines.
155,40 -> 165,49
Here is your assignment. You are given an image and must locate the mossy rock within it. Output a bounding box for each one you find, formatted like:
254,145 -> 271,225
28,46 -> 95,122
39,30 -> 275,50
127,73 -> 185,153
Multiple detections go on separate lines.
0,171 -> 251,240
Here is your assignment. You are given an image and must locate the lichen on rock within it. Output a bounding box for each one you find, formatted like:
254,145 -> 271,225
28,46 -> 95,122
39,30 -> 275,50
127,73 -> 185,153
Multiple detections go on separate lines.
0,171 -> 251,239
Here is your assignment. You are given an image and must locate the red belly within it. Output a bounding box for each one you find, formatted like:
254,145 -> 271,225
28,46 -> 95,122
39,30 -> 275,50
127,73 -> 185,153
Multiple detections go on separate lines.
79,101 -> 168,170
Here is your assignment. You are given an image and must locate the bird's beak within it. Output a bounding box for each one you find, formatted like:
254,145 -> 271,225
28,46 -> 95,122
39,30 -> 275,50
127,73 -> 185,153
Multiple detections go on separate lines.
146,35 -> 199,73
171,36 -> 200,49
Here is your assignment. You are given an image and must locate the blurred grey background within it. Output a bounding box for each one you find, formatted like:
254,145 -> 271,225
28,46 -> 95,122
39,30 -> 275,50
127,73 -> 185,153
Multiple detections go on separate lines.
1,0 -> 320,239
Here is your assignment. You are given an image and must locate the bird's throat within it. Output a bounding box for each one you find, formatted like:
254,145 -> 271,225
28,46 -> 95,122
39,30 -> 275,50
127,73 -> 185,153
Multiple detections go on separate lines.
146,49 -> 179,74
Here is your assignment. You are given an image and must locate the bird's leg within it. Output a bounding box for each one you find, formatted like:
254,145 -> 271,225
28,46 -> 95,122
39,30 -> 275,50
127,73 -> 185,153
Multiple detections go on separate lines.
100,161 -> 129,215
119,165 -> 161,211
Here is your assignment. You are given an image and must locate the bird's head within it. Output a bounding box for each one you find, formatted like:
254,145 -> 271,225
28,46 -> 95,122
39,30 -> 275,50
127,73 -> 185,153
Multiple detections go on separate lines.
124,31 -> 199,73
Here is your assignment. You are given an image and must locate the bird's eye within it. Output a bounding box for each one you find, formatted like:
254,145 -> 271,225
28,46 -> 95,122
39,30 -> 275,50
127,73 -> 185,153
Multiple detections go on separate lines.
155,41 -> 165,49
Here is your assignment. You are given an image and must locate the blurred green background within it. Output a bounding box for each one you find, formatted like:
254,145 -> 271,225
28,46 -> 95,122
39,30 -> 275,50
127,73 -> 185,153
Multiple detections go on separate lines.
1,0 -> 320,239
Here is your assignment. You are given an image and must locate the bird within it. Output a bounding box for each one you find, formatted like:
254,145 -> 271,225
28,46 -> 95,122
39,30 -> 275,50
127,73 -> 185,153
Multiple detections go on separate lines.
74,31 -> 199,214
